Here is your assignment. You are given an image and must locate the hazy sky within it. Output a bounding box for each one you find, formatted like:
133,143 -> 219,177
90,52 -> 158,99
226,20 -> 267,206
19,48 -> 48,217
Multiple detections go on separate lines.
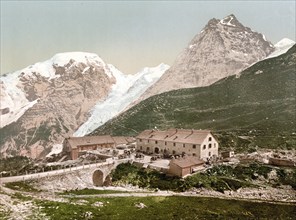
1,1 -> 295,74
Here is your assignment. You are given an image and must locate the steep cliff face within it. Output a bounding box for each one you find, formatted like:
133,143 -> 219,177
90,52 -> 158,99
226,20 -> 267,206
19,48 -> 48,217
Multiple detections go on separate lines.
0,52 -> 116,158
140,14 -> 275,100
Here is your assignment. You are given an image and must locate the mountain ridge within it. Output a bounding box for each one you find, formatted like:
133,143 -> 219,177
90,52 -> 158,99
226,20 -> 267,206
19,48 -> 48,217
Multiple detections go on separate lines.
91,45 -> 296,151
137,14 -> 275,103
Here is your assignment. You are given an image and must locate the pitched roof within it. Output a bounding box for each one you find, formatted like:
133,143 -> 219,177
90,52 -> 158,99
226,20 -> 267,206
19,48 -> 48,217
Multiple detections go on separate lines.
112,136 -> 136,145
67,135 -> 115,149
170,156 -> 204,168
136,129 -> 211,144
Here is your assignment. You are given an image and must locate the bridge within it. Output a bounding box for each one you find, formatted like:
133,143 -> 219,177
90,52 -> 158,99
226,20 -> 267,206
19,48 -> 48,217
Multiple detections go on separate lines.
0,158 -> 131,187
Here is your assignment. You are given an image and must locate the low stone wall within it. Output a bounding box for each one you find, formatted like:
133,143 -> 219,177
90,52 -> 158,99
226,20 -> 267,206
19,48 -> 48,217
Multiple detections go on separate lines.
269,158 -> 295,167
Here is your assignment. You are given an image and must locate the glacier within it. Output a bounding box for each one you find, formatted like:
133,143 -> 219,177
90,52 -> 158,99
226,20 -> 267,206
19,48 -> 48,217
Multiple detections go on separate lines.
0,51 -> 169,132
73,63 -> 169,137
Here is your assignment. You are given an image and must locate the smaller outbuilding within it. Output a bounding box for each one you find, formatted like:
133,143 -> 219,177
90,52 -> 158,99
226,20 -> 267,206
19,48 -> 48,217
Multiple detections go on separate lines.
221,151 -> 235,159
168,156 -> 205,178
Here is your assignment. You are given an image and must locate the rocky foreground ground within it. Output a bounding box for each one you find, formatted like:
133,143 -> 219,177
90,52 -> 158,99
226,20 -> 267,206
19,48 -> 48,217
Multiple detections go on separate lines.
1,176 -> 295,220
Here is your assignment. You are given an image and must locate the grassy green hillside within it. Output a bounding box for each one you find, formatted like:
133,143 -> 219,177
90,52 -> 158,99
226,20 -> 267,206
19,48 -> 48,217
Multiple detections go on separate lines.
92,45 -> 296,151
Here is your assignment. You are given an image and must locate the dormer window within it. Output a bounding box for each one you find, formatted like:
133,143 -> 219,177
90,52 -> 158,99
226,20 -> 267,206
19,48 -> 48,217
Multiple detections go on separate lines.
209,137 -> 212,141
209,144 -> 212,148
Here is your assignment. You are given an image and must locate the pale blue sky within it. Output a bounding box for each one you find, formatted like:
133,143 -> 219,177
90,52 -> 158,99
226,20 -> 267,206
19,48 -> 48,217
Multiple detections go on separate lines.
1,1 -> 295,74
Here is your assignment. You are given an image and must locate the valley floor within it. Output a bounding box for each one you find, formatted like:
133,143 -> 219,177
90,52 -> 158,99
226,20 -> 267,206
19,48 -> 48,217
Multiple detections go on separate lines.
0,182 -> 295,220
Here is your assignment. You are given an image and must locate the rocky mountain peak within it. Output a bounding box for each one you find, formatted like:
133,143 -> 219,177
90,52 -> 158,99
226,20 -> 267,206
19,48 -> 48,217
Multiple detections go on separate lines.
138,14 -> 275,101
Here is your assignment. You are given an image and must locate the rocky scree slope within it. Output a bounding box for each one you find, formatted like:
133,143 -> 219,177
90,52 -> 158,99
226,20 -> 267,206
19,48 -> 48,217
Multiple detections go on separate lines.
92,45 -> 296,150
139,14 -> 275,101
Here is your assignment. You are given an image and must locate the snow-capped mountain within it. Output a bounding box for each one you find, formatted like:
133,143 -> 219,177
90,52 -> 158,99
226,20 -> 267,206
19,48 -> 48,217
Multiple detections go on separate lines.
74,63 -> 169,136
0,52 -> 111,128
139,14 -> 275,100
266,38 -> 295,59
0,52 -> 168,158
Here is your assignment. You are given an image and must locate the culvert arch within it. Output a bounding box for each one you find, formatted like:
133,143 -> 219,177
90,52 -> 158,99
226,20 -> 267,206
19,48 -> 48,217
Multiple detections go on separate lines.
92,169 -> 104,186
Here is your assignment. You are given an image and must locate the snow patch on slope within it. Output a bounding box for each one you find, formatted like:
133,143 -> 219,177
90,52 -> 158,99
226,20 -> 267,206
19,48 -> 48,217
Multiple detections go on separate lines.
220,15 -> 236,27
46,144 -> 63,157
74,63 -> 169,136
266,38 -> 295,59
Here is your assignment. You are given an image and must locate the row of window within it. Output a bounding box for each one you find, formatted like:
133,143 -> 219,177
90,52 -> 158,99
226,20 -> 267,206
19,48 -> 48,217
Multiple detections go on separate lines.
138,140 -> 216,150
203,143 -> 217,149
139,138 -> 214,146
139,136 -> 213,142
138,146 -> 213,157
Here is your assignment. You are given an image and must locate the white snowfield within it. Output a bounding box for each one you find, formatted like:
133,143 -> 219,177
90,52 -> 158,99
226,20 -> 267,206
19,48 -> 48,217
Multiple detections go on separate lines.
74,63 -> 169,136
0,52 -> 169,130
266,38 -> 295,59
0,52 -> 108,128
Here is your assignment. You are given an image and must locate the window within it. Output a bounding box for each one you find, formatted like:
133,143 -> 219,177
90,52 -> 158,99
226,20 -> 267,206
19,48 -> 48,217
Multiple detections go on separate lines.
140,146 -> 142,150
148,140 -> 150,143
193,144 -> 196,149
183,144 -> 185,148
173,143 -> 176,147
172,150 -> 176,154
209,144 -> 212,148
214,143 -> 216,148
193,153 -> 196,156
165,141 -> 167,146
146,147 -> 150,152
155,140 -> 158,144
203,145 -> 206,150
209,137 -> 212,141
209,152 -> 211,157
139,139 -> 142,142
